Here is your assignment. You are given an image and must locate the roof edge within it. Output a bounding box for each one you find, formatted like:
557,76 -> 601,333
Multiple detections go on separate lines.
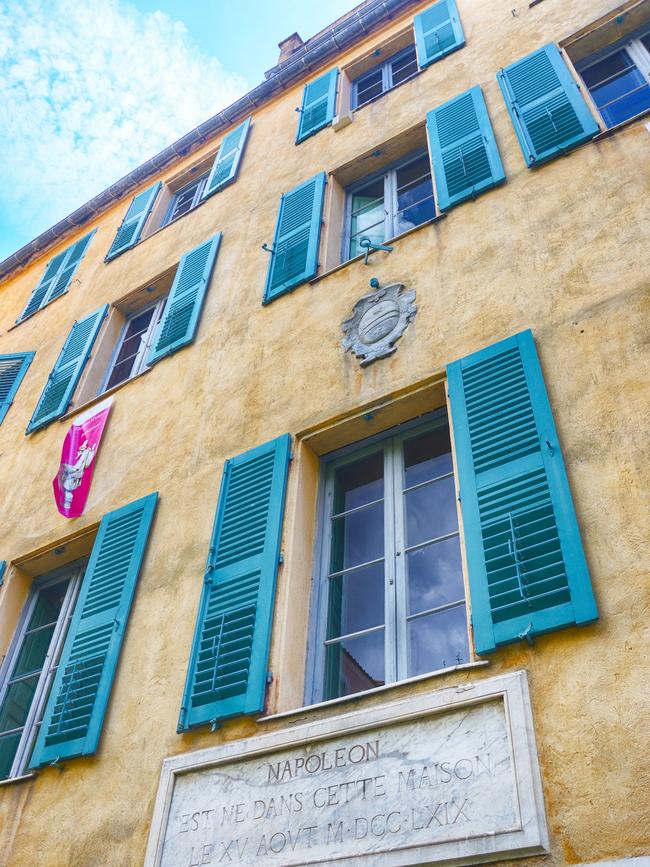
0,0 -> 420,283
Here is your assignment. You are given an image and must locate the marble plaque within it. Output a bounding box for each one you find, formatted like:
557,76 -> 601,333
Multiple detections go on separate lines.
145,671 -> 548,866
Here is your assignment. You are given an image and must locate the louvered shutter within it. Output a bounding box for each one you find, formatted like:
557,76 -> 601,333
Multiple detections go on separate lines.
0,353 -> 34,426
202,118 -> 251,199
105,182 -> 161,261
0,562 -> 6,586
414,0 -> 465,70
497,44 -> 599,167
18,231 -> 94,322
178,434 -> 291,731
427,85 -> 505,210
447,330 -> 597,655
263,172 -> 326,304
296,68 -> 339,143
146,234 -> 221,365
29,493 -> 158,768
26,305 -> 108,434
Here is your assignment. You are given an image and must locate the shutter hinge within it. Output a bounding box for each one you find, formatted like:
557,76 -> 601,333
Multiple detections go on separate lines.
49,756 -> 65,773
210,718 -> 221,733
289,452 -> 294,461
261,243 -> 274,255
518,622 -> 535,646
545,438 -> 555,456
203,569 -> 214,586
266,671 -> 274,685
278,552 -> 285,565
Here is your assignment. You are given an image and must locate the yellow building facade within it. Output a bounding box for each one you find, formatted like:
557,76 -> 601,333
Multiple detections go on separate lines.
0,0 -> 648,865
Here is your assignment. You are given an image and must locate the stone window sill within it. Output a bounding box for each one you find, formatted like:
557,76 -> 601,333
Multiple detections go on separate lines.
593,107 -> 650,141
0,772 -> 37,788
310,213 -> 446,286
258,659 -> 489,724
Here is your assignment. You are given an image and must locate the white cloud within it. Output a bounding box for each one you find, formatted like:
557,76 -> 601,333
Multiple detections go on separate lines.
0,0 -> 250,254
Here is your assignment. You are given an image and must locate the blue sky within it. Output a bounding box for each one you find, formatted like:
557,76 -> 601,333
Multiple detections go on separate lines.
0,0 -> 354,262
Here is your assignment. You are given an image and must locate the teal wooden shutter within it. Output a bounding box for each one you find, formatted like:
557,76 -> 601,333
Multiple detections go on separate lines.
497,44 -> 599,167
427,85 -> 505,210
105,182 -> 161,261
447,330 -> 597,655
263,172 -> 326,304
0,353 -> 35,425
178,434 -> 291,731
0,562 -> 6,586
146,233 -> 221,365
29,493 -> 158,768
202,118 -> 251,199
18,230 -> 95,322
26,305 -> 108,434
414,0 -> 465,70
296,68 -> 339,143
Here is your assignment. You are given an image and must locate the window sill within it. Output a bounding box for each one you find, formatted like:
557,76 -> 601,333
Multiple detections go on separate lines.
6,290 -> 69,333
310,213 -> 446,286
592,107 -> 650,140
0,772 -> 37,788
60,367 -> 152,423
258,659 -> 490,724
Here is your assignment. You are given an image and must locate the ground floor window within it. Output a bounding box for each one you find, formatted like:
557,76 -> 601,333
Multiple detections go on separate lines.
312,412 -> 470,702
0,565 -> 83,780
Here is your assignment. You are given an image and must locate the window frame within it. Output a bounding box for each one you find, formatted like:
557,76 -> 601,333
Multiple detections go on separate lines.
162,173 -> 210,228
307,409 -> 470,705
0,564 -> 84,781
351,44 -> 419,110
341,148 -> 435,263
100,296 -> 167,395
576,27 -> 650,128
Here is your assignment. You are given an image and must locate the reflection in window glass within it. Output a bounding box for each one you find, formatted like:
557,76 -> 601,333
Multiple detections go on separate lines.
352,44 -> 418,109
580,39 -> 650,128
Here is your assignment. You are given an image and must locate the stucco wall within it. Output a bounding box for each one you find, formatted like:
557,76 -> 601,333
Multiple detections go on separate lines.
0,0 -> 648,864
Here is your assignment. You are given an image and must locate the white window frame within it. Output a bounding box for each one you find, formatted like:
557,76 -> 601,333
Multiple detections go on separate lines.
578,29 -> 650,127
351,44 -> 419,109
342,149 -> 434,262
307,411 -> 470,705
162,174 -> 209,227
100,297 -> 166,394
0,564 -> 84,780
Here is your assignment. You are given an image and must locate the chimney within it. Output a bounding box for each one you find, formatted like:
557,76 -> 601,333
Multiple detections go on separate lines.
278,32 -> 304,63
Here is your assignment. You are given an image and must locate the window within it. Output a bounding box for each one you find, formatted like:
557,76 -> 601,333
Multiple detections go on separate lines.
162,174 -> 209,227
344,151 -> 435,261
313,414 -> 469,703
0,565 -> 83,781
578,32 -> 650,128
101,297 -> 166,392
352,45 -> 418,108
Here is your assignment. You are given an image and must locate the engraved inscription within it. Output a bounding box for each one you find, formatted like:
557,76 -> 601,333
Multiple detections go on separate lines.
159,700 -> 520,866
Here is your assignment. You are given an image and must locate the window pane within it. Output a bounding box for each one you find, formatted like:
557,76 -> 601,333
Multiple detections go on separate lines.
408,605 -> 469,677
391,46 -> 418,86
324,629 -> 385,699
168,176 -> 205,222
333,451 -> 383,513
404,475 -> 458,548
355,68 -> 384,107
395,155 -> 435,235
642,35 -> 650,54
106,307 -> 156,390
0,732 -> 22,780
349,178 -> 385,258
27,581 -> 69,630
327,561 -> 385,638
583,50 -> 650,127
407,535 -> 464,615
11,625 -> 56,679
403,426 -> 453,488
330,501 -> 384,572
0,676 -> 39,733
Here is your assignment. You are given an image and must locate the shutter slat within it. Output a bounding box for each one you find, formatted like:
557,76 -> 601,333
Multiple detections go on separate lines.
427,86 -> 505,210
178,435 -> 291,730
296,69 -> 338,143
0,353 -> 35,426
147,234 -> 221,366
18,232 -> 95,322
105,182 -> 161,261
263,173 -> 326,303
30,493 -> 158,768
202,118 -> 251,199
447,330 -> 597,654
26,306 -> 108,434
497,43 -> 599,167
414,0 -> 465,70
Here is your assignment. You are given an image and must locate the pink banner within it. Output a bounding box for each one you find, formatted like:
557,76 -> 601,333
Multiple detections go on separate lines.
53,397 -> 113,518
